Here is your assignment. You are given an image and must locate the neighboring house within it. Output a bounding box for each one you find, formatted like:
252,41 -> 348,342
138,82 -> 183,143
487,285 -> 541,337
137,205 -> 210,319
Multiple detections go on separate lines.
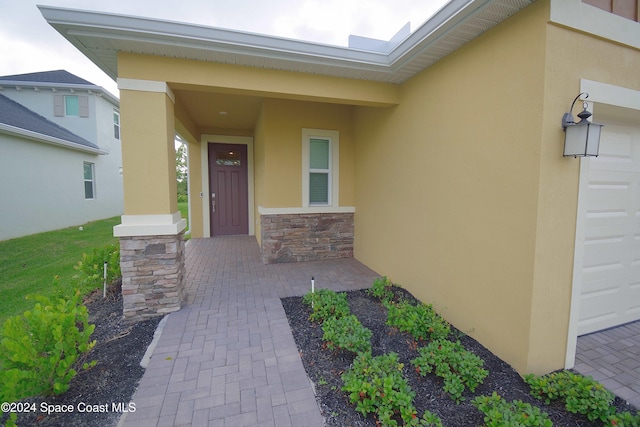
0,70 -> 123,240
40,0 -> 640,375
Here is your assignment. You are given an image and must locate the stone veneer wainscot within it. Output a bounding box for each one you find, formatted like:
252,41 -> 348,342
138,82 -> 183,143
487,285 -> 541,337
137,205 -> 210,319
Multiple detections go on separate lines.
260,212 -> 354,264
119,232 -> 186,322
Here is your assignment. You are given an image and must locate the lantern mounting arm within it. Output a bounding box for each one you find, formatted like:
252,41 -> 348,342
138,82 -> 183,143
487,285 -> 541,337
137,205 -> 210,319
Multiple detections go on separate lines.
562,92 -> 589,130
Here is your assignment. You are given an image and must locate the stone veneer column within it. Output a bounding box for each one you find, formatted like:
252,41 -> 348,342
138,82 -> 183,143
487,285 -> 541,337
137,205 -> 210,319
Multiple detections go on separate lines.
119,232 -> 186,322
115,79 -> 186,322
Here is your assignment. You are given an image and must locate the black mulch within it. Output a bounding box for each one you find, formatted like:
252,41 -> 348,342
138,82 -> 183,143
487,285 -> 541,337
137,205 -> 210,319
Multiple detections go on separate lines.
282,287 -> 638,426
2,285 -> 162,427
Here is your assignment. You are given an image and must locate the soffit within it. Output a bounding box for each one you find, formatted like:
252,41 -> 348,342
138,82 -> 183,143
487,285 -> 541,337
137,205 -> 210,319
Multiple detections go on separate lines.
39,0 -> 536,86
173,89 -> 262,131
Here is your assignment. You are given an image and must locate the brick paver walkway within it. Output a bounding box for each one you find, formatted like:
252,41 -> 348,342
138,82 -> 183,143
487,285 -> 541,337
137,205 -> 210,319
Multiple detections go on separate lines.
574,321 -> 640,409
120,236 -> 639,426
120,236 -> 378,427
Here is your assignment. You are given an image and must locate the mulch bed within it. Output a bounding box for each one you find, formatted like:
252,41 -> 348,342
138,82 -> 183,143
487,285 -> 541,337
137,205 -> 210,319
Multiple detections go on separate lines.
282,286 -> 638,426
2,285 -> 161,427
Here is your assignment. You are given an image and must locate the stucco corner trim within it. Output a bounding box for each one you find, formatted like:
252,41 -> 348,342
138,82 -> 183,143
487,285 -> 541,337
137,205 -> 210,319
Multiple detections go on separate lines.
113,212 -> 186,237
550,0 -> 640,50
258,206 -> 355,215
117,78 -> 176,104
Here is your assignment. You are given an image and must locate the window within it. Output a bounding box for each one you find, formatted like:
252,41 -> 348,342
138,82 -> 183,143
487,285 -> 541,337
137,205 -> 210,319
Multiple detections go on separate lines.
309,139 -> 330,204
65,96 -> 79,116
216,150 -> 241,166
113,110 -> 120,140
302,129 -> 339,207
84,162 -> 95,199
54,95 -> 89,117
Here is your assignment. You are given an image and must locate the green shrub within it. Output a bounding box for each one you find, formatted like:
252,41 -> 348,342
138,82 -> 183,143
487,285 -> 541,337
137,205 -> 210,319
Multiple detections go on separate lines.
342,352 -> 418,426
0,291 -> 96,402
415,411 -> 445,427
322,314 -> 372,355
472,392 -> 553,427
607,411 -> 640,427
411,339 -> 488,403
387,301 -> 450,341
524,371 -> 615,422
368,276 -> 398,305
73,243 -> 120,292
302,289 -> 350,323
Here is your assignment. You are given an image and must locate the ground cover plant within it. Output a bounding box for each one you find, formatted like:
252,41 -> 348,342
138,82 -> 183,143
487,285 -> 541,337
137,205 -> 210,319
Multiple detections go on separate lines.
412,339 -> 488,403
472,392 -> 553,427
525,371 -> 640,426
322,314 -> 372,355
282,281 -> 639,426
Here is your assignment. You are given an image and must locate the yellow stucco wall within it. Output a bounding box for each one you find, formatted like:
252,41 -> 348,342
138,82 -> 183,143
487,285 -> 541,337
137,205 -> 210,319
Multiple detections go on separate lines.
354,1 -> 556,374
527,7 -> 640,372
354,0 -> 640,374
118,54 -> 399,108
255,98 -> 355,208
120,89 -> 178,215
113,0 -> 640,374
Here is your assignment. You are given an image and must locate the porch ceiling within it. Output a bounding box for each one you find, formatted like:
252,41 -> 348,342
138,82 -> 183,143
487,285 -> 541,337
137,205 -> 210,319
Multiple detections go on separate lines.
39,0 -> 536,86
173,89 -> 262,131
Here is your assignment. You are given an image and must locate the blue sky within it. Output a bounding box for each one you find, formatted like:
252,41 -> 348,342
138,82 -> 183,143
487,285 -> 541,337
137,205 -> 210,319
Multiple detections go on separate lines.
0,0 -> 449,97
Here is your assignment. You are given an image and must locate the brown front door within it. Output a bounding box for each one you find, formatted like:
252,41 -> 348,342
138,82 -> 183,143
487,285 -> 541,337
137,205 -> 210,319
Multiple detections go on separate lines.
208,143 -> 248,236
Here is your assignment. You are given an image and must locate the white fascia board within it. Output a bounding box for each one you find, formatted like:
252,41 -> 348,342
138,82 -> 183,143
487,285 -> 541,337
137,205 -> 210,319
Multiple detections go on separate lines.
39,5 -> 390,69
39,1 -> 536,84
0,123 -> 107,155
388,0 -> 476,63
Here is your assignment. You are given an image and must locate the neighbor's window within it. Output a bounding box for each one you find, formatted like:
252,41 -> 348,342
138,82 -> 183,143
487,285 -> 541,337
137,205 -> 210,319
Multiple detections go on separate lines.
302,129 -> 339,207
54,95 -> 89,117
65,96 -> 79,116
113,110 -> 120,140
83,162 -> 95,199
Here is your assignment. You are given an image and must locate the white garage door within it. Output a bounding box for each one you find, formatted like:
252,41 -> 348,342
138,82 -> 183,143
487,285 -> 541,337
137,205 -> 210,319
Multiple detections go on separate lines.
577,120 -> 640,336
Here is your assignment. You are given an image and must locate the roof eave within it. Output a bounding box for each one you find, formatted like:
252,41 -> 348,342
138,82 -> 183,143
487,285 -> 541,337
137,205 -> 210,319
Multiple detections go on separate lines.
0,123 -> 108,155
39,0 -> 536,85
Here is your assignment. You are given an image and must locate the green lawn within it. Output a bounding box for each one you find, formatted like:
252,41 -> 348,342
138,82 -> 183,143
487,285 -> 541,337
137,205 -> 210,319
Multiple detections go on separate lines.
0,205 -> 190,325
0,217 -> 120,324
178,202 -> 188,228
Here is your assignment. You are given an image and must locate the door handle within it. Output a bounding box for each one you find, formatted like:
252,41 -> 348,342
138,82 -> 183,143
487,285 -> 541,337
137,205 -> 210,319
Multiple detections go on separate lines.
211,193 -> 216,213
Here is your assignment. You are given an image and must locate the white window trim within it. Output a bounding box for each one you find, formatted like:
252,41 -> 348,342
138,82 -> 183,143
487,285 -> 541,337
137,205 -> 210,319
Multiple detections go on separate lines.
84,161 -> 96,200
113,109 -> 120,140
302,128 -> 339,207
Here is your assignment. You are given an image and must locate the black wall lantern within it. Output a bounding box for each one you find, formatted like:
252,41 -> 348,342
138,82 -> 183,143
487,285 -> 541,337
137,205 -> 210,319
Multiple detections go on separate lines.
561,92 -> 604,157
